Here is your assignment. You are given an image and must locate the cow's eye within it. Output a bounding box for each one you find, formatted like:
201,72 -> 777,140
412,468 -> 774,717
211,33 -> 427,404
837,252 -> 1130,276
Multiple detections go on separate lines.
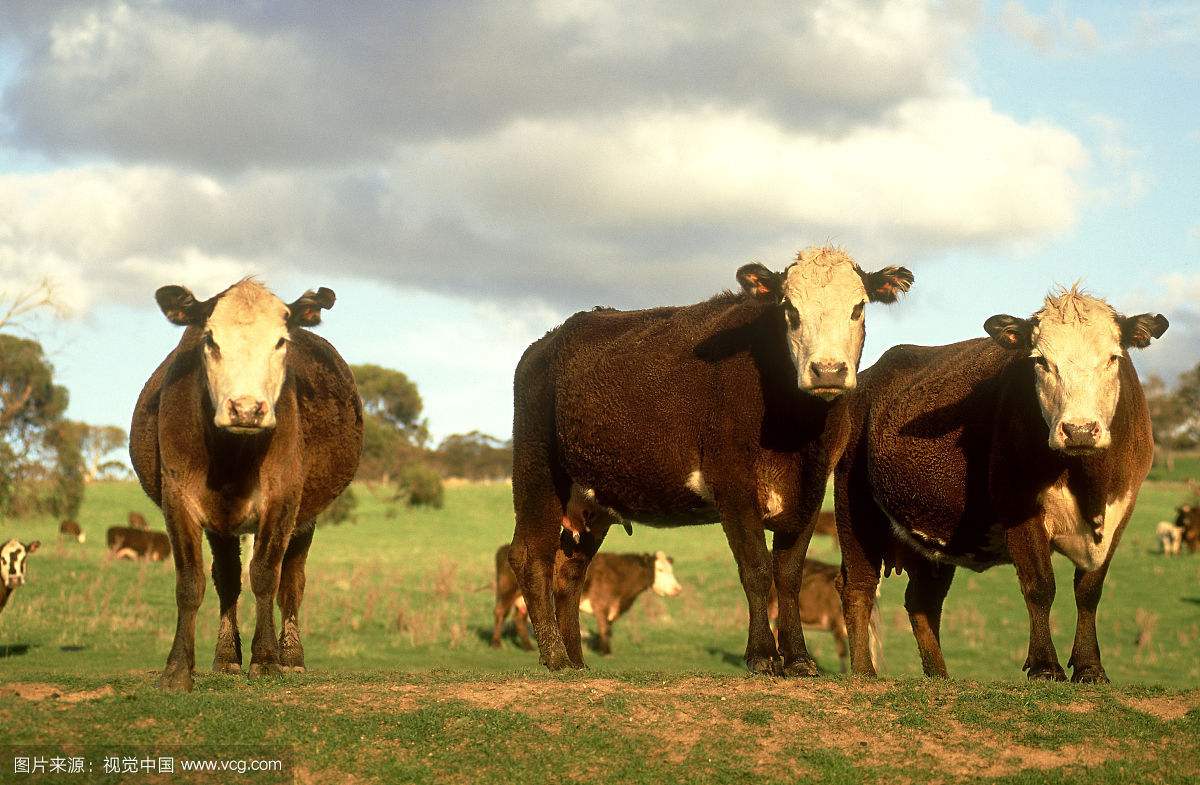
276,337 -> 287,350
851,301 -> 865,320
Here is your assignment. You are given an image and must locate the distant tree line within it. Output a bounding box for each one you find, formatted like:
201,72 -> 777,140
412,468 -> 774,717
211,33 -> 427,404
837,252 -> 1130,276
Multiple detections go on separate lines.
1146,360 -> 1200,470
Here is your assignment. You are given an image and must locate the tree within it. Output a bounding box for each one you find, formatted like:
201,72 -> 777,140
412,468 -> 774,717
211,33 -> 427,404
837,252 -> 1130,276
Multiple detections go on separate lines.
0,334 -> 83,519
0,278 -> 64,335
1172,362 -> 1200,449
435,431 -> 513,480
353,364 -> 427,442
1145,375 -> 1187,470
78,424 -> 130,482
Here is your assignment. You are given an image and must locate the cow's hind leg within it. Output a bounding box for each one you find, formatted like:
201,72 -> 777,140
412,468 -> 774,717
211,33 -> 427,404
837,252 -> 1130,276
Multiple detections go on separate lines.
277,524 -> 314,673
207,531 -> 243,674
513,603 -> 535,650
554,522 -> 611,667
491,596 -> 512,649
772,528 -> 819,677
904,559 -> 955,678
722,511 -> 780,676
160,502 -> 205,692
1007,521 -> 1065,681
835,460 -> 885,677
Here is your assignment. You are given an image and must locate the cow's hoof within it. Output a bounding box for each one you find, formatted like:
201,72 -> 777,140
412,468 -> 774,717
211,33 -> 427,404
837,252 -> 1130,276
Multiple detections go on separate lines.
782,657 -> 820,678
746,656 -> 782,677
159,665 -> 194,693
1071,666 -> 1109,684
212,661 -> 242,675
248,662 -> 284,680
1027,664 -> 1067,682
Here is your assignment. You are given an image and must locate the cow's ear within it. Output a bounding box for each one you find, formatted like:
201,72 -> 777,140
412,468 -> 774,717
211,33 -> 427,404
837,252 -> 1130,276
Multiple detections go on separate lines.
288,287 -> 336,328
736,263 -> 782,303
25,541 -> 40,553
861,266 -> 914,304
984,314 -> 1036,352
1119,313 -> 1169,349
155,286 -> 206,326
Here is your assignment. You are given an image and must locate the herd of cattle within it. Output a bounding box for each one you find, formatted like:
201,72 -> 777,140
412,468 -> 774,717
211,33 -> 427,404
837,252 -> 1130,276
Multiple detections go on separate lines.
0,247 -> 1191,692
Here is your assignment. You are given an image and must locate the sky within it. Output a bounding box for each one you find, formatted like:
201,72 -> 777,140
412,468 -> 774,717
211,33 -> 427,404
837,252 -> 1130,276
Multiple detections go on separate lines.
0,0 -> 1197,442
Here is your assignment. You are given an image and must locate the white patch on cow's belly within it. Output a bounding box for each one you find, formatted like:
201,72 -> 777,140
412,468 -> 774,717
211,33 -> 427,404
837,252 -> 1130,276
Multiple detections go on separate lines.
1041,485 -> 1131,572
763,487 -> 784,518
685,470 -> 715,503
578,597 -> 594,616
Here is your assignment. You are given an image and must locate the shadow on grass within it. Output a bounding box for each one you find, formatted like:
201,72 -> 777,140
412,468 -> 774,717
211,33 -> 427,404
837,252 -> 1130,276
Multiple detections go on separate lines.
475,625 -> 535,651
705,646 -> 745,669
1182,597 -> 1200,606
0,643 -> 33,657
59,645 -> 88,653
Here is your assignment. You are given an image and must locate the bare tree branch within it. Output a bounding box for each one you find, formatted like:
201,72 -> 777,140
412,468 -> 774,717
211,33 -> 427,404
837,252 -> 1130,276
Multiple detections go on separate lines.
0,277 -> 64,334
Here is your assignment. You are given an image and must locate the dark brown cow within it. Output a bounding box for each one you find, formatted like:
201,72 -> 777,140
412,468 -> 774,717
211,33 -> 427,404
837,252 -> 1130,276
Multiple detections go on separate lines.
128,512 -> 150,530
1177,505 -> 1200,554
492,544 -> 682,654
0,539 -> 40,615
767,558 -> 879,673
836,287 -> 1167,683
106,527 -> 171,561
511,247 -> 912,674
59,520 -> 85,543
130,279 -> 363,691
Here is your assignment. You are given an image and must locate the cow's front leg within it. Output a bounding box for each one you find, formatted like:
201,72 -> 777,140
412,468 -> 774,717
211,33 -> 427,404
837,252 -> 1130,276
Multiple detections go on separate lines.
1068,564 -> 1112,684
1007,520 -> 1065,681
247,507 -> 295,679
206,531 -> 243,674
721,512 -> 780,676
277,524 -> 314,673
161,502 -> 205,692
772,528 -> 819,677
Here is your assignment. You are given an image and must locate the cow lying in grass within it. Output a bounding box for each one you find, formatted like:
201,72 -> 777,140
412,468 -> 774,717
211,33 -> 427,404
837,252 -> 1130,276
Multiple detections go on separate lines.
107,527 -> 171,561
0,539 -> 40,615
767,558 -> 879,673
493,544 -> 682,654
836,286 -> 1167,683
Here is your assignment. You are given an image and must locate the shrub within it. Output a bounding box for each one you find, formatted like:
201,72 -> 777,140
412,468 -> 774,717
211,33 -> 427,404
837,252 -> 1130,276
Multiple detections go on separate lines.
395,463 -> 444,509
316,486 -> 359,527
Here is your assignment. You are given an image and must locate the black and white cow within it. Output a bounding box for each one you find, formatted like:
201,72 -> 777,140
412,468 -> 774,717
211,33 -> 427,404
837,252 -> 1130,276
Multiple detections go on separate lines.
0,539 -> 41,614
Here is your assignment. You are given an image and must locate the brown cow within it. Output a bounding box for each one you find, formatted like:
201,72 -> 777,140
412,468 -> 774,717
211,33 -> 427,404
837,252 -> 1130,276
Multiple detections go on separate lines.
511,247 -> 913,675
59,520 -> 85,543
492,544 -> 682,654
0,539 -> 40,615
106,527 -> 171,561
1177,504 -> 1200,554
128,512 -> 149,530
836,286 -> 1167,683
767,558 -> 879,673
130,279 -> 363,691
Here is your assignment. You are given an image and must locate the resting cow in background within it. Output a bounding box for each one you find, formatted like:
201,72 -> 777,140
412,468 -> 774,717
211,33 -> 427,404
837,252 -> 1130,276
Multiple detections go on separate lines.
511,246 -> 913,675
59,520 -> 85,543
0,539 -> 40,615
130,279 -> 363,691
836,286 -> 1167,683
107,527 -> 171,561
493,545 -> 682,654
767,558 -> 879,673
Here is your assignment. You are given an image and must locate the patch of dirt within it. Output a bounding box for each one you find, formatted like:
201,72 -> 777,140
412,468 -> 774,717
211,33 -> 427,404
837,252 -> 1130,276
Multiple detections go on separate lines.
1119,692 -> 1200,722
0,683 -> 115,703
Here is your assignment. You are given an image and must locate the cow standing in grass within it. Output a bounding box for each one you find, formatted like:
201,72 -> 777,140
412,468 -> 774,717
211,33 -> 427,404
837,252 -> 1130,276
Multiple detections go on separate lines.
130,279 -> 363,691
0,539 -> 40,615
836,287 -> 1167,683
510,247 -> 913,675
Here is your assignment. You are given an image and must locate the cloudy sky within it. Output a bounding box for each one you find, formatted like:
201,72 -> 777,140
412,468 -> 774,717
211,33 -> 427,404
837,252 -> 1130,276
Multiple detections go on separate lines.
0,0 -> 1197,442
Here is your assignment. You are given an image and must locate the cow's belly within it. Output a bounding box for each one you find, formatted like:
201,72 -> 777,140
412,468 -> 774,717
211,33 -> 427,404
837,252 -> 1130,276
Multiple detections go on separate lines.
1040,483 -> 1132,572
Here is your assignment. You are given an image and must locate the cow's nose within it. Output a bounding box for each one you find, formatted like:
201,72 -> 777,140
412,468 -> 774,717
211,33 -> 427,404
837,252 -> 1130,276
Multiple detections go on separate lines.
228,397 -> 267,427
1060,420 -> 1100,448
809,360 -> 849,387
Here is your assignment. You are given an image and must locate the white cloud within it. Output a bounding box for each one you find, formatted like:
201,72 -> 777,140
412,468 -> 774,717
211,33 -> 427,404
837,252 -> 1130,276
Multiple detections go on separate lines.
999,1 -> 1101,55
1086,114 -> 1149,206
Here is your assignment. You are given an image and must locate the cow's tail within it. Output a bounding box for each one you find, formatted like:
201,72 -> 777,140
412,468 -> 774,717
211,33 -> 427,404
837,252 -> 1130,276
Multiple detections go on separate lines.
867,600 -> 883,674
77,532 -> 86,544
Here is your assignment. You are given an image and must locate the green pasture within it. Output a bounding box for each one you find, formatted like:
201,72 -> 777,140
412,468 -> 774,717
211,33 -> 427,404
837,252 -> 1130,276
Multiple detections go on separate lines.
0,480 -> 1198,783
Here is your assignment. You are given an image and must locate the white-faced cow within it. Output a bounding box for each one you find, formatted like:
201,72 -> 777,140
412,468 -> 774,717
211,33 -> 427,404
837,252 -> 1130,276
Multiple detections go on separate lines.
0,539 -> 41,615
510,247 -> 913,675
835,286 -> 1167,683
130,279 -> 363,691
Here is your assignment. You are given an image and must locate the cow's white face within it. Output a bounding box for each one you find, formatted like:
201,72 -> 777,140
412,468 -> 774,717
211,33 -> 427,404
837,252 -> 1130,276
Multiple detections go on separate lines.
155,280 -> 336,434
202,283 -> 291,432
1,539 -> 39,589
738,247 -> 913,400
985,287 -> 1168,455
652,551 -> 682,597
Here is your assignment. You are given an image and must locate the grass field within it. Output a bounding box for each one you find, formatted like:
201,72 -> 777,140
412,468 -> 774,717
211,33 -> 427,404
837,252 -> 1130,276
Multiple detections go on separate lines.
1,480 -> 1198,783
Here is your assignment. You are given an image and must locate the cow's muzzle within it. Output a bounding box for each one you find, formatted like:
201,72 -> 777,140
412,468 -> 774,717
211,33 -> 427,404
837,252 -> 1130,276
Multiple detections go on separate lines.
219,397 -> 274,433
1057,420 -> 1106,455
